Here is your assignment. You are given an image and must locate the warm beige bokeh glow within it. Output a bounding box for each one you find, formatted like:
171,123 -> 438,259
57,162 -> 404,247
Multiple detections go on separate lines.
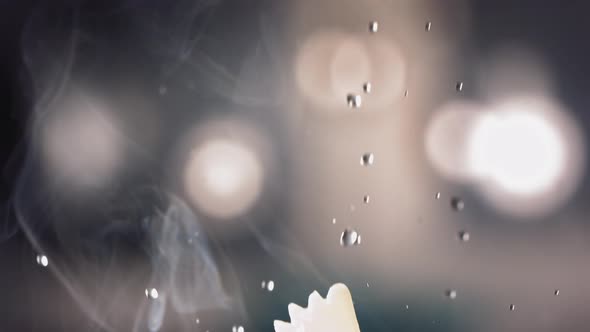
178,118 -> 273,221
184,139 -> 263,219
40,95 -> 124,189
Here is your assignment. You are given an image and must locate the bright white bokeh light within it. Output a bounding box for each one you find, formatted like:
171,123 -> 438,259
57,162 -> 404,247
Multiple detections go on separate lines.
184,138 -> 263,220
469,110 -> 564,195
426,95 -> 585,218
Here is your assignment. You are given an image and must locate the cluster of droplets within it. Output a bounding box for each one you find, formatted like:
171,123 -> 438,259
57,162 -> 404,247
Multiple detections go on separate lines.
261,280 -> 275,292
232,325 -> 245,332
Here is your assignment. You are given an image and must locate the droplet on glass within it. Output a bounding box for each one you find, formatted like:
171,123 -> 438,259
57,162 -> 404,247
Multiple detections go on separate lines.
360,153 -> 374,166
435,192 -> 441,200
445,289 -> 457,299
363,195 -> 370,204
363,82 -> 372,94
332,218 -> 337,224
456,81 -> 463,92
425,21 -> 432,31
347,94 -> 362,108
36,254 -> 49,267
451,197 -> 464,211
267,280 -> 275,292
366,282 -> 370,288
158,85 -> 167,95
458,230 -> 470,242
405,304 -> 409,309
369,21 -> 378,33
509,304 -> 516,311
404,89 -> 409,97
340,228 -> 361,247
196,318 -> 200,324
232,326 -> 245,332
145,288 -> 159,299
554,289 -> 560,296
261,281 -> 266,289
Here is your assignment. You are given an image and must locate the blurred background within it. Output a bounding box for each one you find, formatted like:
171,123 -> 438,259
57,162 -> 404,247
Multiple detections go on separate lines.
2,0 -> 590,331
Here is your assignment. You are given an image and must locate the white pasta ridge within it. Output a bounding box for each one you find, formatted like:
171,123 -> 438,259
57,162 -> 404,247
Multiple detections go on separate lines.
274,283 -> 361,332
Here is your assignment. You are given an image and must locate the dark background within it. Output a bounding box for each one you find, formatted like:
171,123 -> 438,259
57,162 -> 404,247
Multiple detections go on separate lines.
2,1 -> 590,331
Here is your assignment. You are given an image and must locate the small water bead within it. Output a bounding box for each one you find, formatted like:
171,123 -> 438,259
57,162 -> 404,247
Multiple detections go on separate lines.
445,289 -> 457,299
405,304 -> 409,309
261,281 -> 266,289
145,288 -> 159,299
458,230 -> 470,242
366,282 -> 370,288
340,228 -> 361,247
404,89 -> 409,97
347,94 -> 362,108
360,153 -> 374,166
158,85 -> 167,95
369,21 -> 378,33
196,318 -> 200,324
267,280 -> 275,292
456,81 -> 464,92
425,21 -> 432,31
554,289 -> 560,296
36,254 -> 49,267
435,192 -> 441,200
363,195 -> 370,204
363,82 -> 372,94
332,218 -> 337,224
232,325 -> 245,332
509,304 -> 516,311
451,197 -> 464,211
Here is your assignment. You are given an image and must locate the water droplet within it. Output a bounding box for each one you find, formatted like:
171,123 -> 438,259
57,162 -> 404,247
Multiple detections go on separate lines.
267,280 -> 275,292
554,289 -> 560,296
451,197 -> 464,211
425,21 -> 432,31
363,82 -> 372,94
158,85 -> 167,95
366,282 -> 370,288
232,326 -> 244,332
196,318 -> 200,324
360,153 -> 374,166
404,89 -> 409,97
405,304 -> 409,309
445,289 -> 457,299
36,254 -> 49,267
340,228 -> 361,247
458,230 -> 470,242
363,195 -> 370,204
509,304 -> 516,311
456,81 -> 463,92
435,192 -> 441,200
145,288 -> 159,299
347,94 -> 362,108
261,281 -> 266,289
332,218 -> 337,224
369,21 -> 379,33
